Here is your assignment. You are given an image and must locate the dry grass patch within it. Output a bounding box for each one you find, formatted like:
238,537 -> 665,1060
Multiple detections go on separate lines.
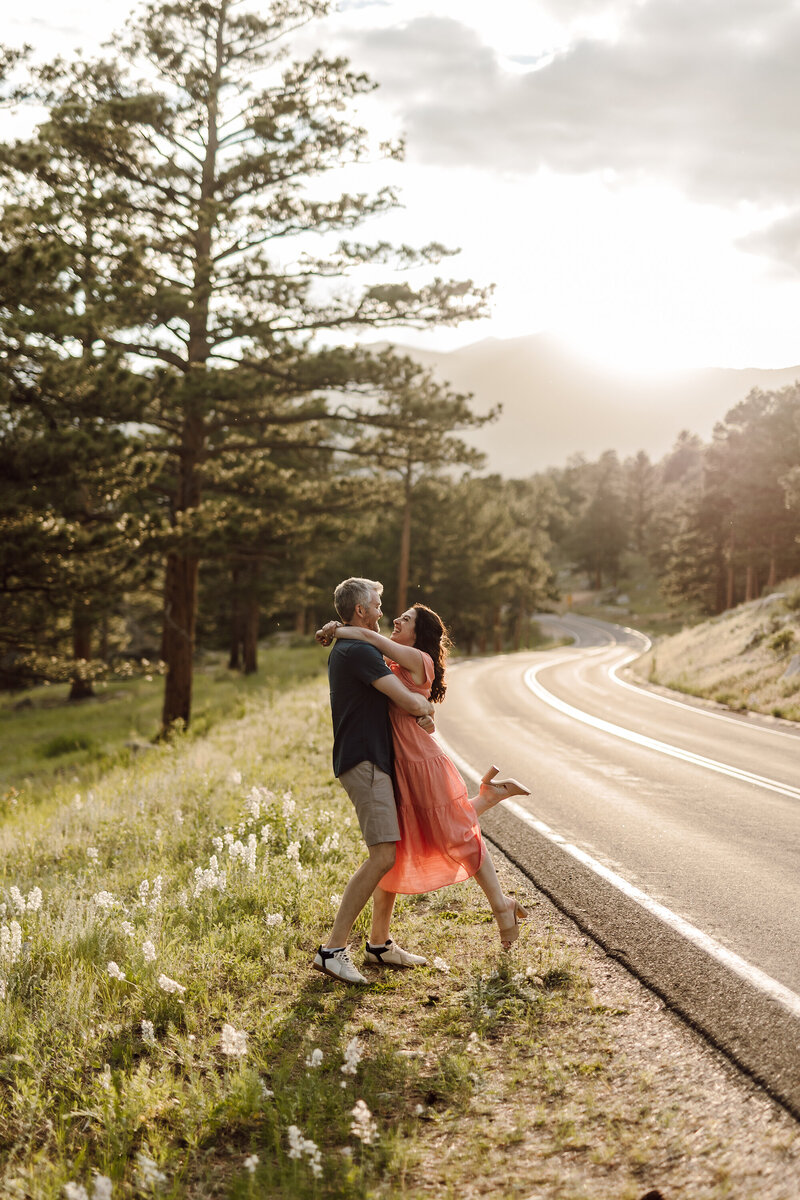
633,581 -> 800,721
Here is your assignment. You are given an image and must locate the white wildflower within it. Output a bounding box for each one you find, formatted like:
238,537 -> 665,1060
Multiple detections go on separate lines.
193,856 -> 226,898
286,1126 -> 321,1177
259,1081 -> 273,1101
138,879 -> 150,906
149,875 -> 163,910
174,809 -> 184,825
265,913 -> 283,927
91,1177 -> 112,1200
350,1099 -> 378,1144
120,921 -> 135,938
340,1036 -> 363,1076
106,961 -> 126,982
63,1183 -> 89,1200
287,1125 -> 304,1160
141,1019 -> 156,1044
0,921 -> 22,967
330,893 -> 341,906
260,823 -> 272,843
228,838 -> 245,863
0,978 -> 6,1000
243,1154 -> 259,1175
26,887 -> 42,912
305,1048 -> 323,1068
212,836 -> 224,853
307,1145 -> 322,1179
134,1152 -> 167,1189
9,886 -> 25,915
433,957 -> 450,973
220,1023 -> 248,1058
414,1103 -> 425,1115
286,841 -> 300,862
86,847 -> 98,861
320,832 -> 340,854
244,787 -> 261,820
100,1064 -> 112,1090
141,940 -> 156,964
92,891 -> 116,911
282,794 -> 295,820
157,973 -> 186,996
229,769 -> 243,786
246,833 -> 257,873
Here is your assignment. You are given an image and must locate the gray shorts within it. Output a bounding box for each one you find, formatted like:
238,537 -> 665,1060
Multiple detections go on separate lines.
338,761 -> 400,846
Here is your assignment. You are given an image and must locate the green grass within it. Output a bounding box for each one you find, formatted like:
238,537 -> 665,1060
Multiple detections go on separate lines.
0,642 -> 325,799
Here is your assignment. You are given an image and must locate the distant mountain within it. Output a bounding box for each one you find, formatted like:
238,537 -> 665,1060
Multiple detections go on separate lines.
375,333 -> 800,476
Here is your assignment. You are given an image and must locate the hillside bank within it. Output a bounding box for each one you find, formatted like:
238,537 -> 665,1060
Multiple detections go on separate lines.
631,581 -> 800,723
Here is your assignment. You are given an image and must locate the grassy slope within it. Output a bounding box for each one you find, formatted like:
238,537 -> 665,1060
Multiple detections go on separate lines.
1,649 -> 799,1198
631,579 -> 800,721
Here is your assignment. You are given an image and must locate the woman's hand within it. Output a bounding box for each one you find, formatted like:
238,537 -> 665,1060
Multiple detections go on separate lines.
315,620 -> 340,646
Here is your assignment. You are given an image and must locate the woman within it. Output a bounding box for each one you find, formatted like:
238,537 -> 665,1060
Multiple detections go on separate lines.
318,603 -> 530,948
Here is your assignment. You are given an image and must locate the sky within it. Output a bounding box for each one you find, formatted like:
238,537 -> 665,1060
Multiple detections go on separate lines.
6,0 -> 800,372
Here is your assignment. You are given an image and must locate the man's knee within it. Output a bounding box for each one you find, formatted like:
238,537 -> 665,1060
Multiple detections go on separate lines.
369,841 -> 396,873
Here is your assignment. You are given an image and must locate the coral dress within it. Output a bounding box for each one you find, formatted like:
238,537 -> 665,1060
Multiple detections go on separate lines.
378,653 -> 485,894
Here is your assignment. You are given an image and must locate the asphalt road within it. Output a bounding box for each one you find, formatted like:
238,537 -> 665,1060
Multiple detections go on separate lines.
435,614 -> 800,1115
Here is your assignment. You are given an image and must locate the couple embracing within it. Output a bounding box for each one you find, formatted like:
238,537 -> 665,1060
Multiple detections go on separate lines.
312,576 -> 530,986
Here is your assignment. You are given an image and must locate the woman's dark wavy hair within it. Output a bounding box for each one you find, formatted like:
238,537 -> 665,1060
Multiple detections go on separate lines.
411,603 -> 452,704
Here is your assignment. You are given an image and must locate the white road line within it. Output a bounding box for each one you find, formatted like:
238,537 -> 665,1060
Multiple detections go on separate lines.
523,662 -> 800,801
438,736 -> 800,1023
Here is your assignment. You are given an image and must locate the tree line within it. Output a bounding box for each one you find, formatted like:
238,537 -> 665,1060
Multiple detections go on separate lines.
2,3 -> 799,733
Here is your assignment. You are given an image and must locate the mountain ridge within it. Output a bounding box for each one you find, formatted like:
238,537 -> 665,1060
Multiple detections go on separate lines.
370,333 -> 800,475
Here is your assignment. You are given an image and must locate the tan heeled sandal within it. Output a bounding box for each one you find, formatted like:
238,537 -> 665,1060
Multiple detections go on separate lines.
479,765 -> 531,807
496,894 -> 528,949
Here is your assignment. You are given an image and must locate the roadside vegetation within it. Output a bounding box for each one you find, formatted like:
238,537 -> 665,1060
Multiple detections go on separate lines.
631,578 -> 800,722
2,651 -> 800,1199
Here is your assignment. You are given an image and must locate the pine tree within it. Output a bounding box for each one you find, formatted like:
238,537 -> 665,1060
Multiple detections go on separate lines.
13,0 -> 488,730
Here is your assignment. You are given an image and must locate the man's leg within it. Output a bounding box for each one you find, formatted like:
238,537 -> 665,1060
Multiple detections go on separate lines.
325,842 -> 396,949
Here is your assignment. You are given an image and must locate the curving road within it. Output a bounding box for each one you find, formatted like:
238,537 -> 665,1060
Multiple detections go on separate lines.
436,615 -> 800,1113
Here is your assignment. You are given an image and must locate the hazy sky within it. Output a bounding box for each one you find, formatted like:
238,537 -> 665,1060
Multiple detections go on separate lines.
6,0 -> 800,370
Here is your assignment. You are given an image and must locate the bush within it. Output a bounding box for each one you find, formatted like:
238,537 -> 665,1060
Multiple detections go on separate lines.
39,733 -> 96,758
768,628 -> 796,654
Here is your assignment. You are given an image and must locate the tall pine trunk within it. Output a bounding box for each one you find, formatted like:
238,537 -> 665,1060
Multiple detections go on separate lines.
68,607 -> 94,701
229,564 -> 243,670
396,462 -> 412,614
160,13 -> 221,730
161,549 -> 199,727
243,590 -> 259,675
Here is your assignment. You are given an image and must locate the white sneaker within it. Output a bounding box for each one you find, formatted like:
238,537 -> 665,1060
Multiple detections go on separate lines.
364,938 -> 428,968
312,945 -> 368,984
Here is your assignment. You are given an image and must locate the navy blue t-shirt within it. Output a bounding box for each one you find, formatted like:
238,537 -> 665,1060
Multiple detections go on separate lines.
328,640 -> 393,778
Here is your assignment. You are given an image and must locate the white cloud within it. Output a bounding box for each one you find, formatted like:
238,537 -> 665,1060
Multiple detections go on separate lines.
347,0 -> 800,208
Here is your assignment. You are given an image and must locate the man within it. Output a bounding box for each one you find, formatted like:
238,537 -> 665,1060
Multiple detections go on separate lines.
313,576 -> 433,984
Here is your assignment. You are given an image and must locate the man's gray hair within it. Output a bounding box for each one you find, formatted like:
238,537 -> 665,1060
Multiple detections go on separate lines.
333,577 -> 383,622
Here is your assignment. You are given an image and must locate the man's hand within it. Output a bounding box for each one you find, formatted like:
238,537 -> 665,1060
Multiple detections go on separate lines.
417,714 -> 436,735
